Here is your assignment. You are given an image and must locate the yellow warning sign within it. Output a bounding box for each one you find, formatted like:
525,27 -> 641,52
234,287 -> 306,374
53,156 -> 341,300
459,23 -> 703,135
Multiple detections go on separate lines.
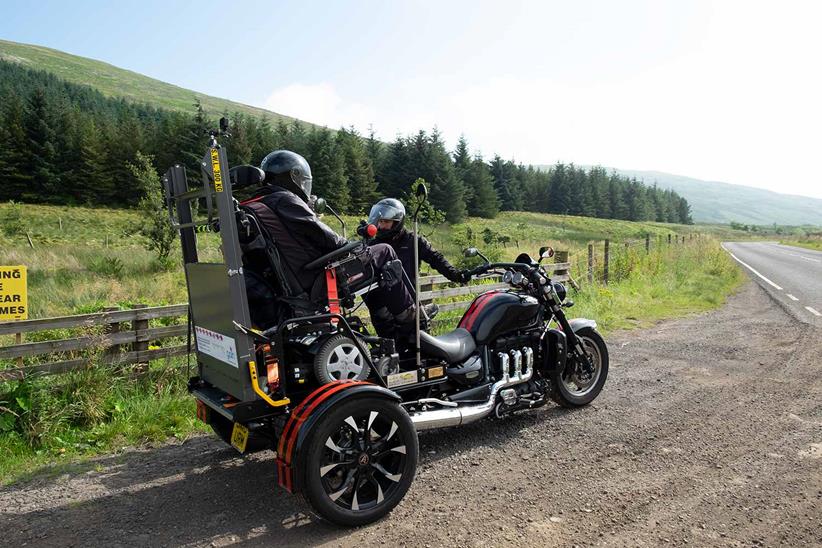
0,266 -> 27,320
210,148 -> 224,192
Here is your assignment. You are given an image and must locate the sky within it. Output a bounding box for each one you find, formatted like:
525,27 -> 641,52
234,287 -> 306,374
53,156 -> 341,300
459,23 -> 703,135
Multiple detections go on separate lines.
2,0 -> 821,198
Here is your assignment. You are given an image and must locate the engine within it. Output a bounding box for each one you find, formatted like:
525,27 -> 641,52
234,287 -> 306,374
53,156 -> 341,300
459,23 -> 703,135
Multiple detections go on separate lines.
488,331 -> 549,416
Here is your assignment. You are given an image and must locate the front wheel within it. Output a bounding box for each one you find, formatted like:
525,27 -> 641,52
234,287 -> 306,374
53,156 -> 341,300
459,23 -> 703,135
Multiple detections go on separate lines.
550,327 -> 609,407
298,397 -> 419,526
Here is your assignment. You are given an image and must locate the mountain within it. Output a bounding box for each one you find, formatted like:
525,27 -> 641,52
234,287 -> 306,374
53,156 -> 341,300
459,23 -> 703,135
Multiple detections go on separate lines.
0,39 -> 300,125
608,169 -> 822,226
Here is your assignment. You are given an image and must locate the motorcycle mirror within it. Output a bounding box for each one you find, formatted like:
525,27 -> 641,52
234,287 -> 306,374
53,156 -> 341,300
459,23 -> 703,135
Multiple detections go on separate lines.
314,197 -> 327,214
539,246 -> 555,260
463,247 -> 479,258
219,116 -> 230,134
415,181 -> 428,201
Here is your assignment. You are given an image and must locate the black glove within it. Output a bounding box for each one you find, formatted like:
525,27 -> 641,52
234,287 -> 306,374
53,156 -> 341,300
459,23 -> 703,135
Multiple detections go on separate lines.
459,269 -> 472,284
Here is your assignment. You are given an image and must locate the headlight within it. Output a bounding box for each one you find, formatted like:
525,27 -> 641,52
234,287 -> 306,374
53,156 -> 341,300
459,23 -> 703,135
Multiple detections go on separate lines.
552,281 -> 567,302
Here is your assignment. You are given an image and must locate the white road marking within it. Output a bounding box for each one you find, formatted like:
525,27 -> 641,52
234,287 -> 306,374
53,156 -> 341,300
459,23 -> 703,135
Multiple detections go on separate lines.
723,248 -> 784,290
786,294 -> 799,301
771,244 -> 822,263
805,307 -> 822,317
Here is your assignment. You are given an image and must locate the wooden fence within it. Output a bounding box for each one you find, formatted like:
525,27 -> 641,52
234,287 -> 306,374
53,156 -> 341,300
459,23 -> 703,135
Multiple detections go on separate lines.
0,262 -> 570,382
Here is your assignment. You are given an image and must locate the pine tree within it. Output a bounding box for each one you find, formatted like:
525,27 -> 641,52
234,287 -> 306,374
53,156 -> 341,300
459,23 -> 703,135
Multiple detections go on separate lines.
73,118 -> 109,203
547,163 -> 572,215
0,94 -> 32,200
228,113 -> 252,165
304,127 -> 349,211
415,129 -> 466,222
452,135 -> 474,205
337,127 -> 379,214
379,135 -> 412,198
23,88 -> 60,200
466,155 -> 499,218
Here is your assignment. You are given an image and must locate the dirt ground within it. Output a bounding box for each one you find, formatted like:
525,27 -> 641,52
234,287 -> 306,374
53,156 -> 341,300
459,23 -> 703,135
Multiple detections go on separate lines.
1,280 -> 820,547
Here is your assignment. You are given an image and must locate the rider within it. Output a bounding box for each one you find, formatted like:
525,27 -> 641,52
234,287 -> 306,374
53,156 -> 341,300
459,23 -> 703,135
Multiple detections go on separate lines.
365,198 -> 470,334
241,150 -> 416,330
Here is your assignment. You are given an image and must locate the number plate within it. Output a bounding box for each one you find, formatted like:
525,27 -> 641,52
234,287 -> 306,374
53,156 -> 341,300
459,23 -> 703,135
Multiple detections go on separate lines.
387,370 -> 419,388
230,423 -> 249,453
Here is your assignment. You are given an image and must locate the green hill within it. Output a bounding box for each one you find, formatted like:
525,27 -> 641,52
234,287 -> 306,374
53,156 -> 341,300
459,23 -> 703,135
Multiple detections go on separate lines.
0,39 -> 301,125
610,169 -> 822,226
535,165 -> 822,226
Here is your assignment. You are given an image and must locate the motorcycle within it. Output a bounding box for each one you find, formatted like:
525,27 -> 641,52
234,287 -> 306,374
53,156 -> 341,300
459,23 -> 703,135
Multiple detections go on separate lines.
163,120 -> 608,526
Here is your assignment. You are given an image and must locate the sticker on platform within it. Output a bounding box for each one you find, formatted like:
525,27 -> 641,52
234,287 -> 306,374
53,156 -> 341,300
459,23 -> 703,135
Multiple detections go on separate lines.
194,325 -> 238,368
387,370 -> 418,388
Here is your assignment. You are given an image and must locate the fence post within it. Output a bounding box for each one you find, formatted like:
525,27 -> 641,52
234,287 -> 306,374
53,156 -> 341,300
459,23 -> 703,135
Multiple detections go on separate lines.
587,244 -> 594,285
419,275 -> 434,306
603,239 -> 610,286
15,332 -> 22,368
132,304 -> 149,374
104,306 -> 122,367
645,234 -> 650,254
667,234 -> 672,245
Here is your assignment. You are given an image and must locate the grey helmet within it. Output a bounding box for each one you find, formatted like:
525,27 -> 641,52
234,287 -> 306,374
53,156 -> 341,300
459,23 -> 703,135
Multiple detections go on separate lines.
260,150 -> 313,203
368,198 -> 406,240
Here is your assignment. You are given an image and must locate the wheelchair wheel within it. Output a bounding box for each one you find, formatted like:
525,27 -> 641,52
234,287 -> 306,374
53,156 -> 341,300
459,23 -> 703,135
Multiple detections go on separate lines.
314,334 -> 371,384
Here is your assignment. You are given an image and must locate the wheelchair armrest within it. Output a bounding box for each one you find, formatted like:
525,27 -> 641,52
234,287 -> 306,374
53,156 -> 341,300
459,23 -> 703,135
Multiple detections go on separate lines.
304,241 -> 363,270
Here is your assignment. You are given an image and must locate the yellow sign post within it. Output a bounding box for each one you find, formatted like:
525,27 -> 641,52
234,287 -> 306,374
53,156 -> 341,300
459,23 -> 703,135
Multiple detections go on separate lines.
0,265 -> 28,321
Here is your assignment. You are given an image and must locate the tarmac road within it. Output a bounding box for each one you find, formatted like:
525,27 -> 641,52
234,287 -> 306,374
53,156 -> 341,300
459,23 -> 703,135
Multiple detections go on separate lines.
722,241 -> 822,326
0,281 -> 820,547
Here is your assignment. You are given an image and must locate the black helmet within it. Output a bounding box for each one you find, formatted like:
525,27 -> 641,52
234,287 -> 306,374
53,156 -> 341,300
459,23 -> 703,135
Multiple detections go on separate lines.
259,150 -> 313,203
368,198 -> 406,240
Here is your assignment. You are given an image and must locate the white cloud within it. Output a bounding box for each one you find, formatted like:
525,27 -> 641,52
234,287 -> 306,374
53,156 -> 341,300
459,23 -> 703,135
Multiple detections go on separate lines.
261,83 -> 377,131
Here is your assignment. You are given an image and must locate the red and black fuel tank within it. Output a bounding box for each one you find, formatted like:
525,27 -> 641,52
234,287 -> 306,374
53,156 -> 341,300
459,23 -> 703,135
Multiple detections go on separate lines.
458,290 -> 540,345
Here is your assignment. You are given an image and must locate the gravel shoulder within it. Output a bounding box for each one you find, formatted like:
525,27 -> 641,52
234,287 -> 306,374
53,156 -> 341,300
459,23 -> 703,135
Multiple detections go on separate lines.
1,281 -> 820,547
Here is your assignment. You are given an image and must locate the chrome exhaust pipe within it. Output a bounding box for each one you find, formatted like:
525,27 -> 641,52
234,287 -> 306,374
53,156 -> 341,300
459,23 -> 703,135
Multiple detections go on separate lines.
410,348 -> 533,431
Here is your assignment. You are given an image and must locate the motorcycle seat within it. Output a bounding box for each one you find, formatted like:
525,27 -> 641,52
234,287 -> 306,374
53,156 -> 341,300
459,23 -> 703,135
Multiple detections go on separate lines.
420,327 -> 476,363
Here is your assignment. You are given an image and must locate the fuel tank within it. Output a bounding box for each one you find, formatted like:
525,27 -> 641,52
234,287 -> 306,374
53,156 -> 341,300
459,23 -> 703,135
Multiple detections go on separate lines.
458,290 -> 540,345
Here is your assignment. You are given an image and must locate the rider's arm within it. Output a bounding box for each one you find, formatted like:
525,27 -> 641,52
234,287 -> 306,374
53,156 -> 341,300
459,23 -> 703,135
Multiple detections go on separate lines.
278,194 -> 348,253
419,236 -> 463,283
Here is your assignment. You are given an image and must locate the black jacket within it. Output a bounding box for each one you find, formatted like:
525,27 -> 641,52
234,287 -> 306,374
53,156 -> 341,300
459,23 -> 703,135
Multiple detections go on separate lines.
376,229 -> 461,286
243,187 -> 347,293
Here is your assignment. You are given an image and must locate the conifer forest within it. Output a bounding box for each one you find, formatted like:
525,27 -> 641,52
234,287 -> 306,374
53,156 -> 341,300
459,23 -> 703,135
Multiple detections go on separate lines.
0,60 -> 692,224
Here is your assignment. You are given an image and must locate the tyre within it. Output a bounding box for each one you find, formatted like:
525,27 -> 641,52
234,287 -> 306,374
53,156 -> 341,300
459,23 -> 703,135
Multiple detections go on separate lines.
314,334 -> 371,384
299,397 -> 419,526
550,327 -> 609,407
208,412 -> 271,453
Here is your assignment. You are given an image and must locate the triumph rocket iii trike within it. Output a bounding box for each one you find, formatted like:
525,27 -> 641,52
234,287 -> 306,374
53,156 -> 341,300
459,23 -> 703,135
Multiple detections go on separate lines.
162,120 -> 609,526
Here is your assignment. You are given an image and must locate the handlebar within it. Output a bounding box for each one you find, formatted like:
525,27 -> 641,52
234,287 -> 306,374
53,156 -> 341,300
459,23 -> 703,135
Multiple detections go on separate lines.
469,262 -> 536,277
304,240 -> 363,270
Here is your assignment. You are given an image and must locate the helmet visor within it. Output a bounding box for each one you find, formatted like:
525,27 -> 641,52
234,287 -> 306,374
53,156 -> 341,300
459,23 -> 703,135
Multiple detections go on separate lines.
368,202 -> 404,225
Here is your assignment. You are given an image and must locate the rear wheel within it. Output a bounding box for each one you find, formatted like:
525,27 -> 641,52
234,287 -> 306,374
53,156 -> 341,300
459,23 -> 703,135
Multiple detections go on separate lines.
550,327 -> 609,407
299,397 -> 418,526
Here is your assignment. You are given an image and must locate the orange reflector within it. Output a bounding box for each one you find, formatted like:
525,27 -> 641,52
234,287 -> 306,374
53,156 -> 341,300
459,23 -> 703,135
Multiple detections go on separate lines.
267,358 -> 280,392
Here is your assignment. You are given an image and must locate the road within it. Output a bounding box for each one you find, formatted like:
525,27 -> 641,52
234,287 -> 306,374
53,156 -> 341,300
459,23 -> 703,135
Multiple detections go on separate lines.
722,241 -> 822,326
0,281 -> 820,547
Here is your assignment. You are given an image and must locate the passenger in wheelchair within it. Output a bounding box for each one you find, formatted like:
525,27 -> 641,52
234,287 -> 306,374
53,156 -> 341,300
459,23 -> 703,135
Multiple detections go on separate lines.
238,150 -> 417,335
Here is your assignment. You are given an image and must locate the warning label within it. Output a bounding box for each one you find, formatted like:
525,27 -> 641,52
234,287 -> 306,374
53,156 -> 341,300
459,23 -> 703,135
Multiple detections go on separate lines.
194,325 -> 238,368
0,266 -> 27,320
210,148 -> 224,192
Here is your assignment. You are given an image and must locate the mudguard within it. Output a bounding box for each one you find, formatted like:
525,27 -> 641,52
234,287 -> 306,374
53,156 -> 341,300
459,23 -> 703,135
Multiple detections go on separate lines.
568,318 -> 597,332
275,381 -> 401,493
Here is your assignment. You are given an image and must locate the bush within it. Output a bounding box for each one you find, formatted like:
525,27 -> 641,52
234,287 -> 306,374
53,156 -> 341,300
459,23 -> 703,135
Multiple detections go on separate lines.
127,152 -> 177,260
87,256 -> 125,278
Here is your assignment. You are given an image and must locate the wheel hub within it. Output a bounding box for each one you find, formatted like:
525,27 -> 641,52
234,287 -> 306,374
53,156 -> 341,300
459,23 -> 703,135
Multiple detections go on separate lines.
357,452 -> 371,467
